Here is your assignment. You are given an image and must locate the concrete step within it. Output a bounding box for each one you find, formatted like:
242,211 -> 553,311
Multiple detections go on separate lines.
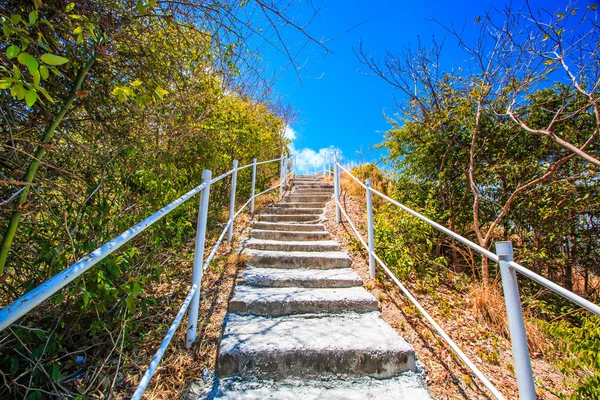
286,195 -> 331,203
250,221 -> 325,232
246,238 -> 340,252
245,249 -> 351,269
259,214 -> 320,223
293,189 -> 334,194
215,375 -> 432,399
251,230 -> 330,241
274,202 -> 327,208
229,286 -> 378,316
217,312 -> 417,378
292,184 -> 334,189
267,207 -> 323,215
239,267 -> 363,288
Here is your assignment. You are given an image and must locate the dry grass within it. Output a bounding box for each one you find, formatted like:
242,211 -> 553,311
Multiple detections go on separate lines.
468,281 -> 549,354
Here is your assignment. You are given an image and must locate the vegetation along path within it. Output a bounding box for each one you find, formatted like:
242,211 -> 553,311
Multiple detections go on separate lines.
208,176 -> 430,398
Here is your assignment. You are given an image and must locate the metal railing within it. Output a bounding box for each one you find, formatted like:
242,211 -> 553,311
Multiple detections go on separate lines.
0,154 -> 293,399
332,156 -> 600,400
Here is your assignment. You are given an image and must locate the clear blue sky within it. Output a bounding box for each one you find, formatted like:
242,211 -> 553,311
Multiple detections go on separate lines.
261,0 -> 578,171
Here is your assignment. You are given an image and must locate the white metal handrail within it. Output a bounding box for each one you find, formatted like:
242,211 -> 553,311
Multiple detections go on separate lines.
0,181 -> 208,330
0,154 -> 293,399
333,159 -> 600,400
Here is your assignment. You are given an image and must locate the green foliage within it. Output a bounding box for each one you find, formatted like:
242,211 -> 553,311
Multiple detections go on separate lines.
540,314 -> 600,398
0,0 -> 287,396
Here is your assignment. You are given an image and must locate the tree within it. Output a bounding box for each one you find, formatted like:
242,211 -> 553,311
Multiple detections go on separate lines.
357,2 -> 599,283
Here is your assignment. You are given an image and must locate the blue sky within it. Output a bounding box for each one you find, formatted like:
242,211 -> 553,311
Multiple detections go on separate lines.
260,0 -> 577,173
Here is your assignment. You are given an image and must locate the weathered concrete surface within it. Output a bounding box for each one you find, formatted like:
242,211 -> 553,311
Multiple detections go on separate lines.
285,194 -> 332,203
246,249 -> 352,269
217,312 -> 416,379
267,207 -> 324,215
250,221 -> 325,232
272,201 -> 327,208
245,238 -> 340,252
228,286 -> 378,316
250,229 -> 329,241
239,266 -> 363,288
259,214 -> 320,222
292,186 -> 333,195
214,375 -> 431,399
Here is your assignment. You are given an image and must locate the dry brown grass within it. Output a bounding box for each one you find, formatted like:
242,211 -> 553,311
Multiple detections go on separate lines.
468,281 -> 549,354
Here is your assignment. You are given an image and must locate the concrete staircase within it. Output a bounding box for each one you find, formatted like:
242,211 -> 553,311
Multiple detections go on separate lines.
213,176 -> 430,399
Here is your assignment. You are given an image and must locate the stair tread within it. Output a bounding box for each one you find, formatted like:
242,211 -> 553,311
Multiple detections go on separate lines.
215,375 -> 431,400
230,286 -> 377,314
218,312 -> 416,378
246,238 -> 340,251
240,266 -> 362,287
251,222 -> 325,231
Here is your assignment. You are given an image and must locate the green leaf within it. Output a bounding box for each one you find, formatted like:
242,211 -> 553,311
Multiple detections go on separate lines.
10,356 -> 19,374
33,70 -> 40,86
10,15 -> 22,25
6,45 -> 20,59
65,2 -> 75,12
18,52 -> 39,75
11,84 -> 26,99
25,89 -> 37,107
125,295 -> 137,314
0,80 -> 11,89
137,0 -> 147,15
40,53 -> 69,66
132,282 -> 142,295
51,364 -> 61,381
37,86 -> 54,103
40,64 -> 49,80
3,23 -> 13,37
29,11 -> 38,25
155,86 -> 168,96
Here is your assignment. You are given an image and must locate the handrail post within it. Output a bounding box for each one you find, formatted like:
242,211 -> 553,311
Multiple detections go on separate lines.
334,154 -> 340,223
228,160 -> 238,242
283,156 -> 288,188
250,158 -> 257,214
186,169 -> 211,347
323,154 -> 326,176
366,178 -> 375,278
279,156 -> 284,198
495,241 -> 536,400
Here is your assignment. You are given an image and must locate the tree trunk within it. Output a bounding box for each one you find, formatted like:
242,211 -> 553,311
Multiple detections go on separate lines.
0,50 -> 98,275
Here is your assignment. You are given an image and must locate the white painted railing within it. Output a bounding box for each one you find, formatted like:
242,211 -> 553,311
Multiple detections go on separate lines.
332,156 -> 600,400
0,154 -> 293,399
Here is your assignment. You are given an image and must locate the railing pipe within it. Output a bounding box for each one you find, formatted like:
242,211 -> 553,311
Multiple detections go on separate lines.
334,155 -> 340,223
0,181 -> 207,332
227,160 -> 238,242
186,169 -> 211,347
365,179 -> 375,278
250,158 -> 257,214
495,242 -> 536,400
508,261 -> 600,315
133,284 -> 197,399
